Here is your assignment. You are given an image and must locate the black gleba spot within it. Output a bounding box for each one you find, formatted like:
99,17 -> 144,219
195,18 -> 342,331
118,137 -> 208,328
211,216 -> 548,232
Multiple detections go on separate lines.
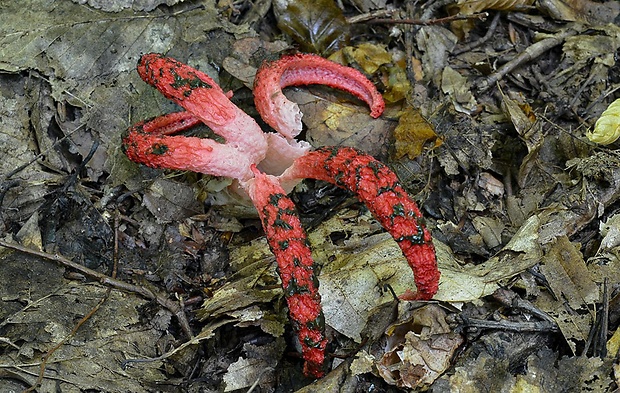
150,143 -> 169,155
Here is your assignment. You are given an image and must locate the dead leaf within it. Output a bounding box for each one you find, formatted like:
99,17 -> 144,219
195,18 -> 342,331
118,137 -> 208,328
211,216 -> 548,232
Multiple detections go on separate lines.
471,216 -> 505,249
449,0 -> 535,37
377,304 -> 463,389
393,109 -> 442,160
335,44 -> 411,103
416,27 -> 458,84
500,93 -> 537,144
142,179 -> 204,223
273,0 -> 350,55
598,214 -> 620,252
0,253 -> 166,392
441,66 -> 479,114
383,58 -> 413,103
288,89 -> 393,157
452,0 -> 535,14
69,0 -> 182,12
340,43 -> 392,74
348,0 -> 387,13
223,339 -> 284,391
451,346 -> 613,392
222,38 -> 291,87
535,236 -> 599,353
541,236 -> 599,307
538,0 -> 620,25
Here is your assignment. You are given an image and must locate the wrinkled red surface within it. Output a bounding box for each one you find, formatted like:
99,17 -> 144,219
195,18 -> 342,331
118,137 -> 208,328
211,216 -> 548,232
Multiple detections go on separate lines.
122,111 -> 257,180
284,146 -> 439,300
246,167 -> 327,377
130,54 -> 268,176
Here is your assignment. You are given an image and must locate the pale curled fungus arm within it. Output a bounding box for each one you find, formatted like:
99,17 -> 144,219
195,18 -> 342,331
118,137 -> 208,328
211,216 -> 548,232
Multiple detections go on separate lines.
253,53 -> 386,139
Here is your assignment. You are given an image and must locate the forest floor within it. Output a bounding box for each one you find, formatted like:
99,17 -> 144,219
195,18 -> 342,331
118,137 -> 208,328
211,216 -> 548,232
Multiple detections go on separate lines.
1,0 -> 620,391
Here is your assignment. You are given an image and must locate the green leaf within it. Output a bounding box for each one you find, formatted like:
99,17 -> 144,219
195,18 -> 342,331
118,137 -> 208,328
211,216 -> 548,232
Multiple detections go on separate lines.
273,0 -> 350,55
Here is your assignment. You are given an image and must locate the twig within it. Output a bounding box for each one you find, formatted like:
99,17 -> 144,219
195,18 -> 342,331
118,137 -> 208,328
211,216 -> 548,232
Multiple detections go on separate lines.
453,11 -> 501,55
476,26 -> 580,93
367,12 -> 488,26
22,211 -> 118,392
346,8 -> 399,24
0,240 -> 193,339
460,315 -> 558,332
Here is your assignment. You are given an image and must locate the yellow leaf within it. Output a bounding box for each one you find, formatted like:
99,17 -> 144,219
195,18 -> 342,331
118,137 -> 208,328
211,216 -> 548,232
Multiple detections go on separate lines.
587,98 -> 620,145
383,61 -> 411,103
340,43 -> 392,74
393,109 -> 442,159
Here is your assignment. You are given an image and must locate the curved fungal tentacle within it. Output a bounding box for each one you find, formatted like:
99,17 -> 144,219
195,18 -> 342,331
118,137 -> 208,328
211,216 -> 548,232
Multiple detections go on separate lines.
281,146 -> 439,300
127,111 -> 202,136
244,166 -> 327,378
253,53 -> 386,139
122,112 -> 256,181
137,53 -> 268,164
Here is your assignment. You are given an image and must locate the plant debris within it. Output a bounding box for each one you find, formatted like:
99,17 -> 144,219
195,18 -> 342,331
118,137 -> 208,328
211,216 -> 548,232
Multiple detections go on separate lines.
2,0 -> 620,391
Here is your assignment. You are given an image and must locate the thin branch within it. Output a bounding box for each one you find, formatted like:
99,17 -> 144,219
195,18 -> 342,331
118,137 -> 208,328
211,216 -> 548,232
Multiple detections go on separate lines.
366,12 -> 488,26
0,240 -> 193,339
476,26 -> 580,93
453,11 -> 501,55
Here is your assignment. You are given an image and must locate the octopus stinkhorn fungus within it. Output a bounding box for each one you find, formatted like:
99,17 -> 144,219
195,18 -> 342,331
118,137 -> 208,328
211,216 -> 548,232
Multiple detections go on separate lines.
122,52 -> 439,378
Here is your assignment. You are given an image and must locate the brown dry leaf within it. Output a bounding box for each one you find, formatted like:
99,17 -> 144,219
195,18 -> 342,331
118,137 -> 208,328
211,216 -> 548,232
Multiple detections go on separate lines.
541,236 -> 599,308
450,347 -> 613,391
348,0 -> 387,13
222,339 -> 285,391
339,43 -> 392,74
0,253 -> 166,392
608,327 -> 620,359
286,89 -> 392,157
538,0 -> 620,24
441,66 -> 479,115
393,108 -> 442,160
142,179 -> 204,223
222,38 -> 291,87
377,304 -> 463,389
335,44 -> 411,104
536,236 -> 599,353
69,0 -> 182,12
467,215 -> 543,283
471,216 -> 505,249
500,93 -> 537,144
197,238 -> 284,325
453,0 -> 535,13
383,57 -> 412,103
416,27 -> 458,84
449,0 -> 535,37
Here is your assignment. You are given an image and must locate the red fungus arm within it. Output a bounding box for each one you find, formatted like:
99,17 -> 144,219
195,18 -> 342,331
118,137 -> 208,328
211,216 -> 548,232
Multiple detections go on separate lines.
244,167 -> 328,378
122,112 -> 256,181
253,53 -> 385,139
137,53 -> 267,164
281,146 -> 439,300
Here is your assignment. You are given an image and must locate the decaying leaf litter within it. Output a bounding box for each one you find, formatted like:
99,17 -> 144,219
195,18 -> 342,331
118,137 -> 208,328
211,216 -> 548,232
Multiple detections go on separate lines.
1,0 -> 620,391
